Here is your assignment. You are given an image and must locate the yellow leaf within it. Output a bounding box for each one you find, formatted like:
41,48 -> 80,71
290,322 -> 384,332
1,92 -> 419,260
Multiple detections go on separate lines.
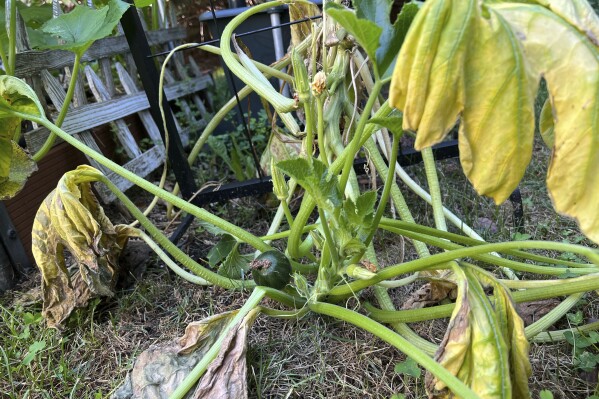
32,165 -> 134,328
390,0 -> 477,149
543,0 -> 599,46
493,3 -> 599,243
0,141 -> 37,200
459,7 -> 538,203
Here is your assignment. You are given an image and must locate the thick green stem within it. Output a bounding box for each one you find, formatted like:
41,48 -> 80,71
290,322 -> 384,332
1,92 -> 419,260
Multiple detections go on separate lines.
525,293 -> 584,339
364,138 -> 431,259
316,96 -> 328,165
366,245 -> 438,355
309,301 -> 478,399
338,80 -> 382,190
421,148 -> 447,232
380,218 -> 593,268
531,321 -> 599,343
365,274 -> 599,324
7,0 -> 16,76
381,226 -> 599,276
169,288 -> 267,399
33,52 -> 84,161
220,1 -> 299,113
328,240 -> 599,298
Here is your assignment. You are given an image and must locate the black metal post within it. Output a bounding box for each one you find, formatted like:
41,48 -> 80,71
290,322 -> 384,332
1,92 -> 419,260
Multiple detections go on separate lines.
0,202 -> 31,292
120,4 -> 198,202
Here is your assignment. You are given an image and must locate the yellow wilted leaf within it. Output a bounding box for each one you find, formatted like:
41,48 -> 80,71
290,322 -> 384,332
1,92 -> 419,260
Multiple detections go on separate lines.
390,0 -> 476,149
459,7 -> 538,203
426,264 -> 531,398
492,2 -> 599,243
32,165 -> 134,328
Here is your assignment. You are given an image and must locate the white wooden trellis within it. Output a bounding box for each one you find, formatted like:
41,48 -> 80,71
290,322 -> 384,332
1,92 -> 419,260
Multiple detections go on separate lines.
16,3 -> 211,203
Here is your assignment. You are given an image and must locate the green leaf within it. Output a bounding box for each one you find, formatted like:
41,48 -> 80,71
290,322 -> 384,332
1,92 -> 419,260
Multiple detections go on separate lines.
197,220 -> 228,236
356,0 -> 420,77
207,234 -> 237,268
0,76 -> 44,119
22,340 -> 46,365
394,357 -> 421,378
217,244 -> 251,280
539,390 -> 554,399
276,158 -> 342,212
17,3 -> 53,29
35,0 -> 129,56
566,310 -> 584,326
325,3 -> 381,68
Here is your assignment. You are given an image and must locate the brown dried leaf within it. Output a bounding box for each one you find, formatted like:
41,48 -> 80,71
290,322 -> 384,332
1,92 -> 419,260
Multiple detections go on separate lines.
288,2 -> 321,47
401,279 -> 455,310
517,299 -> 561,326
112,309 -> 258,399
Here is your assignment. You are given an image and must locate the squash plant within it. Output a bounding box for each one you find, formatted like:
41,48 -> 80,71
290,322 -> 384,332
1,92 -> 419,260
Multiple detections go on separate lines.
2,0 -> 599,397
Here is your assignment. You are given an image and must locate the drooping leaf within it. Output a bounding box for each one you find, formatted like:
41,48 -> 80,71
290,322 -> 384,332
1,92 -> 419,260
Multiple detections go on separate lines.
35,0 -> 129,56
426,264 -> 531,398
31,166 -> 134,328
259,128 -> 302,174
113,309 -> 258,399
390,0 -> 477,148
539,98 -> 555,148
0,141 -> 37,199
288,2 -> 321,47
277,157 -> 342,212
458,6 -> 538,203
491,2 -> 599,243
325,2 -> 381,66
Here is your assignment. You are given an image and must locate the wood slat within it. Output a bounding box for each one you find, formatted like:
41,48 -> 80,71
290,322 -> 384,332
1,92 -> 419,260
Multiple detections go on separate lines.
25,74 -> 211,152
85,66 -> 142,158
15,28 -> 186,77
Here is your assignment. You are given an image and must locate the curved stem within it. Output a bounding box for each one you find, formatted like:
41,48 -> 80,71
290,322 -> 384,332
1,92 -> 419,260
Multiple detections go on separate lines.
26,114 -> 270,252
380,218 -> 593,268
365,274 -> 599,324
135,229 -> 211,285
309,301 -> 478,399
7,0 -> 16,76
381,226 -> 599,276
328,240 -> 599,298
525,293 -> 584,339
421,147 -> 447,232
531,321 -> 599,343
33,52 -> 83,161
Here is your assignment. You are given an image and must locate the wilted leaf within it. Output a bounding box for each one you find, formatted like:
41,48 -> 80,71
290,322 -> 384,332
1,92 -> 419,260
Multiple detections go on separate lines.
491,2 -> 599,243
426,265 -> 531,398
35,0 -> 129,56
401,279 -> 456,310
0,141 -> 37,199
0,75 -> 44,119
259,128 -> 302,174
390,0 -> 476,148
458,6 -> 538,203
390,0 -> 599,243
289,2 -> 321,47
31,166 -> 134,328
112,309 -> 259,399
